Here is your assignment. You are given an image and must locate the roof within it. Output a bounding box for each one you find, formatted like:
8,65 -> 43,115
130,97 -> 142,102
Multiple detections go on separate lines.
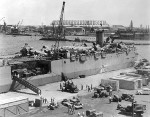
110,75 -> 142,81
0,96 -> 28,107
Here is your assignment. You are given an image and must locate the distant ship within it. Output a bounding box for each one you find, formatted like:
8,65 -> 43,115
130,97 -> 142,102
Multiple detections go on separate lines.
6,26 -> 32,36
114,30 -> 150,40
40,35 -> 69,41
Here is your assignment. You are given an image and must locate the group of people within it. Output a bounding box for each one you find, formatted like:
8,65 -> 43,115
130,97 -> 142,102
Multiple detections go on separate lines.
68,103 -> 75,115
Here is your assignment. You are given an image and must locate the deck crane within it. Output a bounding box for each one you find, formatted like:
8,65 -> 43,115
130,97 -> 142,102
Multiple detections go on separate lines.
16,21 -> 20,28
0,17 -> 5,22
20,19 -> 23,26
56,1 -> 65,48
18,20 -> 23,32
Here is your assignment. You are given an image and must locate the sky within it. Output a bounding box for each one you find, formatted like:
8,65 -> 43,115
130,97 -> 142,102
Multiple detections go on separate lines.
0,0 -> 149,27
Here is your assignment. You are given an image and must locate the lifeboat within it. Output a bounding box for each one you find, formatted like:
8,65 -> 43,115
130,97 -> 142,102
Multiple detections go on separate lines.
79,54 -> 87,62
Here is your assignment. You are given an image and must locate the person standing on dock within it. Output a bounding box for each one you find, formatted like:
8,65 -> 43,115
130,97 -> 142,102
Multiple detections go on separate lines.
109,96 -> 112,103
60,83 -> 62,90
88,86 -> 90,92
108,85 -> 112,96
68,104 -> 72,114
71,103 -> 75,115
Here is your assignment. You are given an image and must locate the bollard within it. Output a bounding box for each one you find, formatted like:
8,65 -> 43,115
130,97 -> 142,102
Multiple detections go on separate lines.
91,84 -> 92,90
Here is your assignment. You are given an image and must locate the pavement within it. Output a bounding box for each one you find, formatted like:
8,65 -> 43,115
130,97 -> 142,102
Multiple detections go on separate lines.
0,68 -> 135,103
1,67 -> 150,117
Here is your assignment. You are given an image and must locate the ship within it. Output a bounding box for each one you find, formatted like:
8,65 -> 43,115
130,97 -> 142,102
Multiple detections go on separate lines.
40,35 -> 69,41
6,26 -> 32,36
0,30 -> 138,94
2,19 -> 32,36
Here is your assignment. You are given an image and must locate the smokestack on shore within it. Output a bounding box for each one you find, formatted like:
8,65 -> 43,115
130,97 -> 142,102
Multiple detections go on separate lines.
96,30 -> 104,47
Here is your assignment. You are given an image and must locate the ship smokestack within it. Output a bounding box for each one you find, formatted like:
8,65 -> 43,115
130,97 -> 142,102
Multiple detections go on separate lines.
96,30 -> 104,47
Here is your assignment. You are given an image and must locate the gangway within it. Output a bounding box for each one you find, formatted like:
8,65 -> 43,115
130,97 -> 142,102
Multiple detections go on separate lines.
12,76 -> 41,95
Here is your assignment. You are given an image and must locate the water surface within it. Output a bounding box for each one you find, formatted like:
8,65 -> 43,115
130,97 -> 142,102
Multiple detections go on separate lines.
0,34 -> 150,61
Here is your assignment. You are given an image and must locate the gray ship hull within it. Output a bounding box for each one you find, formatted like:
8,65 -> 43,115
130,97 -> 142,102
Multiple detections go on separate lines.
0,48 -> 138,93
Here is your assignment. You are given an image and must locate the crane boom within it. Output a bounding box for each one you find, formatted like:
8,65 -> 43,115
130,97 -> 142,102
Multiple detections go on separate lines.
20,19 -> 23,26
58,1 -> 65,36
0,17 -> 5,22
55,1 -> 65,48
16,21 -> 20,28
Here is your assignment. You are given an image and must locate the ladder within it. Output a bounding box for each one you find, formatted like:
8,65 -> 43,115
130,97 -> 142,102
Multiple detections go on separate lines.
13,76 -> 41,95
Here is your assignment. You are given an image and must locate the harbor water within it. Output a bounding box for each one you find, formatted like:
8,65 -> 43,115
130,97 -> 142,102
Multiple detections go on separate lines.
0,34 -> 150,61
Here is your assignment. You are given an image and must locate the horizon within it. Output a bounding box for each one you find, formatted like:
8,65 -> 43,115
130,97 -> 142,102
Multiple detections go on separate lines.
0,0 -> 149,27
